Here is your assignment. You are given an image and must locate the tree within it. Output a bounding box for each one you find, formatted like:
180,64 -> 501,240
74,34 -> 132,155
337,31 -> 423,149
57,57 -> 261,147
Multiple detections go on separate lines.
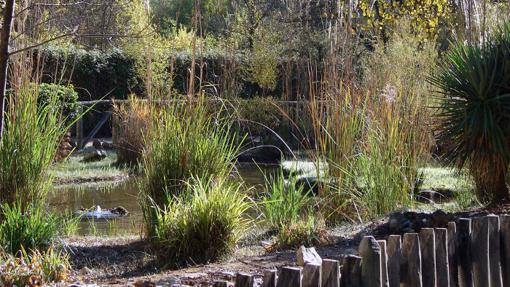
0,0 -> 15,137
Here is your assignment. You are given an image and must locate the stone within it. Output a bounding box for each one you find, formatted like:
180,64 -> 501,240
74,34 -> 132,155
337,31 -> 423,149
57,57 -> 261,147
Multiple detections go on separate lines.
296,246 -> 322,266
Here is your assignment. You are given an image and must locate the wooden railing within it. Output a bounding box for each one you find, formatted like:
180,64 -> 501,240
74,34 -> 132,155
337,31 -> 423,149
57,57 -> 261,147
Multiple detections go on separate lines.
215,215 -> 510,287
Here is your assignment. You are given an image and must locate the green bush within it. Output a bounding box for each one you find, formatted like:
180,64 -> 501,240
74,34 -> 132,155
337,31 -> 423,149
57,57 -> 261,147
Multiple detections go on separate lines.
430,22 -> 510,203
38,83 -> 79,123
149,177 -> 250,265
0,203 -> 59,254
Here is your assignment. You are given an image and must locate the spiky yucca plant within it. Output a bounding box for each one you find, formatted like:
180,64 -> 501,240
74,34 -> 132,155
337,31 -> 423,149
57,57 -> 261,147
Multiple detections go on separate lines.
431,23 -> 510,203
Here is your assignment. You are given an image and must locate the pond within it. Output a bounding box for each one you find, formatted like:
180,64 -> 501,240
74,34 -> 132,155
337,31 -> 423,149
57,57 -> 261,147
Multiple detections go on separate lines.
48,164 -> 277,236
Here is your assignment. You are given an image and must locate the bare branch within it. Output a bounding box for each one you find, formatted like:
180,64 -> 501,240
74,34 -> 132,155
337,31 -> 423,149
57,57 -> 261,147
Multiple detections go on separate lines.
8,31 -> 75,56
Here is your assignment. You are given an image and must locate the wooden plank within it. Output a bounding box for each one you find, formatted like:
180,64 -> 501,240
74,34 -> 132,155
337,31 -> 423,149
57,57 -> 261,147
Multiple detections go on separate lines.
419,228 -> 436,287
386,235 -> 401,287
76,105 -> 83,149
321,259 -> 340,287
359,236 -> 382,287
402,233 -> 422,287
457,218 -> 472,287
236,273 -> 254,287
471,216 -> 489,287
435,228 -> 450,287
262,270 -> 277,287
377,240 -> 389,287
500,215 -> 510,287
487,215 -> 502,287
303,263 -> 321,287
277,267 -> 302,287
447,222 -> 458,287
340,255 -> 361,287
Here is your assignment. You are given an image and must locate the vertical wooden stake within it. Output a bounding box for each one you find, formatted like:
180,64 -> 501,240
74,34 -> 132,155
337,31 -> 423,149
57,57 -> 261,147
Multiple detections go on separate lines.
340,255 -> 361,287
303,263 -> 321,287
277,267 -> 302,287
447,222 -> 458,287
359,236 -> 382,287
435,228 -> 450,287
386,235 -> 401,287
471,216 -> 489,287
457,218 -> 472,287
236,272 -> 254,287
500,215 -> 510,287
419,228 -> 436,287
321,259 -> 340,287
377,240 -> 389,287
487,215 -> 502,287
402,233 -> 422,287
262,270 -> 277,287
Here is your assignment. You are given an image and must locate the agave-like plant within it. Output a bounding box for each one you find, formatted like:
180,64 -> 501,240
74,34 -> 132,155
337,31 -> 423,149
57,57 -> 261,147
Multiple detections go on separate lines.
430,23 -> 510,203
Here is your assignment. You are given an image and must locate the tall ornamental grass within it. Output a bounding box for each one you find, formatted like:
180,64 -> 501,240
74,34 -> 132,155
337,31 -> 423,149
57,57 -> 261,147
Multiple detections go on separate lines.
141,96 -> 249,264
150,177 -> 249,265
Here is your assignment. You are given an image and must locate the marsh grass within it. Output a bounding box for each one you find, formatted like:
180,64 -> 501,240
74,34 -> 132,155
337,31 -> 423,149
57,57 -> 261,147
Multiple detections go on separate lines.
149,176 -> 250,265
261,169 -> 310,229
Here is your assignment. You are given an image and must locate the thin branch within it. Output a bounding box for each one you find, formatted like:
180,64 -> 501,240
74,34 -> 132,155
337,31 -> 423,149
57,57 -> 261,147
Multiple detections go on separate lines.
8,32 -> 75,56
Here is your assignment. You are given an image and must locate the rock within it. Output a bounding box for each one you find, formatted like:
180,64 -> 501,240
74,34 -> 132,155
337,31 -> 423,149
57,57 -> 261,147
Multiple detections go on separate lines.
296,246 -> 322,266
75,206 -> 129,219
79,267 -> 94,276
81,149 -> 107,162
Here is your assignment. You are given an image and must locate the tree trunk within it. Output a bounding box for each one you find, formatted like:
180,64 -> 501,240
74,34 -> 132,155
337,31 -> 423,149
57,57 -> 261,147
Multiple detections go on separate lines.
493,168 -> 510,204
0,0 -> 15,138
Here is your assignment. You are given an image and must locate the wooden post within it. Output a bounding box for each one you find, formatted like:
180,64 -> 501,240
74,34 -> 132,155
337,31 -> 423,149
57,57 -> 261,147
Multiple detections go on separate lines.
471,217 -> 489,287
277,267 -> 302,287
303,263 -> 321,287
402,233 -> 422,287
500,215 -> 510,287
487,215 -> 502,287
447,222 -> 458,287
321,259 -> 340,287
359,236 -> 382,287
457,218 -> 472,287
76,105 -> 84,149
262,270 -> 277,287
236,273 -> 254,287
435,228 -> 450,287
419,228 -> 436,287
340,255 -> 362,287
386,235 -> 401,287
377,240 -> 389,287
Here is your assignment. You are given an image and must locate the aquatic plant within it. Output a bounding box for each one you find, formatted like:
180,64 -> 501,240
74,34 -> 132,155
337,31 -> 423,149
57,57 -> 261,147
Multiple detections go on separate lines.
261,169 -> 311,229
149,176 -> 250,265
0,203 -> 59,254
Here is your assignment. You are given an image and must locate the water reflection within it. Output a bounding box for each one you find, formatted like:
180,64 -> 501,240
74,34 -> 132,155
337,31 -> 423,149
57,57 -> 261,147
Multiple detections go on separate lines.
49,163 -> 277,235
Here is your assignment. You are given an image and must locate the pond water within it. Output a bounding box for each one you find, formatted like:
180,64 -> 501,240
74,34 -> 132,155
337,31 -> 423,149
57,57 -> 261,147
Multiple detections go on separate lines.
48,164 -> 277,236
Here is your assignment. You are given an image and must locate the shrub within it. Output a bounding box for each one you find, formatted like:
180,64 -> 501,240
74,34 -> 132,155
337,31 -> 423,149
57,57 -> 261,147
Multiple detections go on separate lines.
430,22 -> 510,203
0,248 -> 69,286
275,215 -> 326,249
148,177 -> 250,265
0,203 -> 59,254
112,96 -> 151,166
38,83 -> 80,124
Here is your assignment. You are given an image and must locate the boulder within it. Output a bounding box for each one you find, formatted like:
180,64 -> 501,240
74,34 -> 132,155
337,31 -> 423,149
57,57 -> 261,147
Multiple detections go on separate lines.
81,149 -> 107,162
296,246 -> 322,266
237,146 -> 282,164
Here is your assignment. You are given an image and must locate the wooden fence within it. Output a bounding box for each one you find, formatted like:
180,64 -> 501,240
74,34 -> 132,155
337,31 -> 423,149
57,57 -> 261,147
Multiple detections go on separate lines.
214,214 -> 510,287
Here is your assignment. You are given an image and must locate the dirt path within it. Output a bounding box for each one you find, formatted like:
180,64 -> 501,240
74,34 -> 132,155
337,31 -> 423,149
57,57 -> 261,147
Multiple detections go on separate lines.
63,220 -> 381,286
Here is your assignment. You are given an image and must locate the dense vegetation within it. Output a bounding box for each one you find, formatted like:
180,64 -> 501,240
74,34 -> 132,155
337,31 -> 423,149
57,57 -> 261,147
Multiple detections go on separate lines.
0,0 -> 509,283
